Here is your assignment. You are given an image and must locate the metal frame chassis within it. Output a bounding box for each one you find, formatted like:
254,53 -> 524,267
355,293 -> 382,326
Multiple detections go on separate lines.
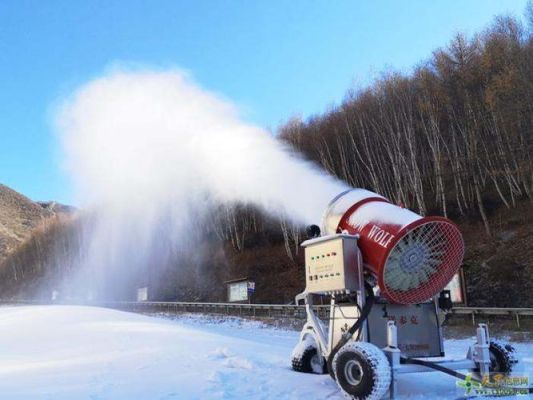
295,291 -> 333,357
295,234 -> 493,399
296,292 -> 492,399
382,321 -> 492,398
295,286 -> 366,359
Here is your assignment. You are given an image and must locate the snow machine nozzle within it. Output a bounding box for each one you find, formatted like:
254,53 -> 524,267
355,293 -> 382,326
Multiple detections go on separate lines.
321,189 -> 464,304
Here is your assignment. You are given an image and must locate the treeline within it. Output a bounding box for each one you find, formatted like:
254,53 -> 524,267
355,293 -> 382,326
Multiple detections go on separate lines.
0,205 -> 303,302
0,215 -> 85,298
280,15 -> 533,235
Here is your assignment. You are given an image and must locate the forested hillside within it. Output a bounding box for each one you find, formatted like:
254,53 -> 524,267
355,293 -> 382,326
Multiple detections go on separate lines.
277,15 -> 533,305
0,13 -> 532,306
0,184 -> 55,262
280,15 -> 532,233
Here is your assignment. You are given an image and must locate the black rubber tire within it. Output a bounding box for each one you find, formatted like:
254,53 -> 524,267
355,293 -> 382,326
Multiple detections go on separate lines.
473,340 -> 517,378
329,356 -> 337,380
335,352 -> 374,398
333,342 -> 390,400
291,346 -> 327,374
488,341 -> 516,374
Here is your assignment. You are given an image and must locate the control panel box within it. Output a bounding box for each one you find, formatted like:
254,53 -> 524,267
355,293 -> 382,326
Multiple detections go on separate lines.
301,234 -> 361,295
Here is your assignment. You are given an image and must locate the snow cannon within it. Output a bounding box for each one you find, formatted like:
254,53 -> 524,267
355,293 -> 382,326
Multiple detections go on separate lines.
321,189 -> 464,304
292,188 -> 520,400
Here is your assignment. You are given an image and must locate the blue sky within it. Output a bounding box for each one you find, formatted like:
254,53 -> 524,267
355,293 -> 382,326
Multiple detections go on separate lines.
0,0 -> 529,204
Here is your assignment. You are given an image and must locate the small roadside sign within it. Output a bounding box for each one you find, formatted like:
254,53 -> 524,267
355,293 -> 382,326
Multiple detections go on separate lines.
247,281 -> 255,293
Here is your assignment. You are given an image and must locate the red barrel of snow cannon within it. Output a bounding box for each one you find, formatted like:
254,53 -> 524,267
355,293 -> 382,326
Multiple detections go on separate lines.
322,189 -> 464,304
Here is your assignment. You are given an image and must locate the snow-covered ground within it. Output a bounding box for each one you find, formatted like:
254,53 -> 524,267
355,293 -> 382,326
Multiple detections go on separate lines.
0,305 -> 530,399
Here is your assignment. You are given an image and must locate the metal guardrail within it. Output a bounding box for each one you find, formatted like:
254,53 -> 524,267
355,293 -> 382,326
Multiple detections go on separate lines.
1,300 -> 531,327
101,301 -> 332,320
0,299 -> 330,320
112,302 -> 533,327
450,307 -> 533,328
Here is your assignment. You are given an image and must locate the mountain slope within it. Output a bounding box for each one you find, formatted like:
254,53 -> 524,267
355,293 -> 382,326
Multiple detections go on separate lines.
0,184 -> 71,262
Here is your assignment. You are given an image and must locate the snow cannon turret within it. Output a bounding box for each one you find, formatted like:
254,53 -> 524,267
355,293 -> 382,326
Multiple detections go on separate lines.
292,189 -> 522,400
321,189 -> 464,304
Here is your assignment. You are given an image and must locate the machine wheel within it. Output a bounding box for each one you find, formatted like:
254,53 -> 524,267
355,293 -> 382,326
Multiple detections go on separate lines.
333,342 -> 391,400
488,340 -> 517,374
291,336 -> 327,374
473,340 -> 517,378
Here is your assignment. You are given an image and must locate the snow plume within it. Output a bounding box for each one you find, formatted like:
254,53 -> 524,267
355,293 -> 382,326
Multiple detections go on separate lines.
55,69 -> 347,299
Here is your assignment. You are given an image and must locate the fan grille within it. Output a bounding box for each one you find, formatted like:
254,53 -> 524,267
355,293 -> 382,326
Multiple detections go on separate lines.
382,220 -> 464,304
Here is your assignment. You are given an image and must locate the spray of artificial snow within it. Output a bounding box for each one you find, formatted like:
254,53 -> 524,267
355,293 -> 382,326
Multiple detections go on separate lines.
55,69 -> 348,298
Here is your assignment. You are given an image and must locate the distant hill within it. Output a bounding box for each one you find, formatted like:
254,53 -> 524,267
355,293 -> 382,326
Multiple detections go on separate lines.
37,201 -> 77,215
0,184 -> 73,262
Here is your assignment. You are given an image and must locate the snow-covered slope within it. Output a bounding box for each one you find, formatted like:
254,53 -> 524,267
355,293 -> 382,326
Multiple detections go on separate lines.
0,306 -> 530,399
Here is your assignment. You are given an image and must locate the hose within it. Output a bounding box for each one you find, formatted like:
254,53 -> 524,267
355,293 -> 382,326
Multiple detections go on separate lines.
326,281 -> 375,378
400,356 -> 476,381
